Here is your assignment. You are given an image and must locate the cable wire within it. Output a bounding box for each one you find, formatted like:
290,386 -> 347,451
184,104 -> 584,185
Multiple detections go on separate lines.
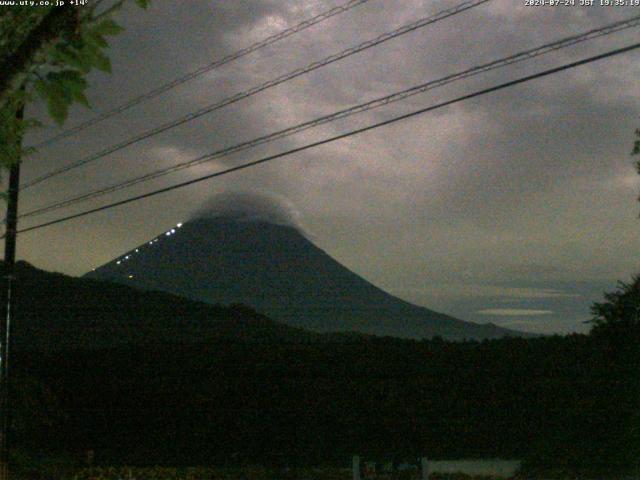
21,0 -> 491,190
26,0 -> 372,151
19,14 -> 640,220
12,41 -> 640,237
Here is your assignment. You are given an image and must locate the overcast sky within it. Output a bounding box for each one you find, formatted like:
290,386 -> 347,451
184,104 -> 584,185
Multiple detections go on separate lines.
15,0 -> 640,334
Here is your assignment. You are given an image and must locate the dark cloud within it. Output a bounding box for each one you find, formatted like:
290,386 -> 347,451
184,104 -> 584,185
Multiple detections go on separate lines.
191,190 -> 306,232
15,0 -> 640,334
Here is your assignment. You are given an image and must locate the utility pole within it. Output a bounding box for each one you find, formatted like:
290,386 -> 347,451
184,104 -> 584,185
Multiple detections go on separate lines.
0,104 -> 24,480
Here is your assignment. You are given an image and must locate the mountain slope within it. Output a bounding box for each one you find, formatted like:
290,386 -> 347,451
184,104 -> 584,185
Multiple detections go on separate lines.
0,261 -> 330,351
86,216 -> 526,340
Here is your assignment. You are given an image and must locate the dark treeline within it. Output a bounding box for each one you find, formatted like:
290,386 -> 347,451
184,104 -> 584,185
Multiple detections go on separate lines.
2,263 -> 639,476
13,331 -> 640,476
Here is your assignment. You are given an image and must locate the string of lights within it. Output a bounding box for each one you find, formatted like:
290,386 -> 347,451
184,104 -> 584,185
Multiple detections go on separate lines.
20,0 -> 491,190
26,0 -> 372,151
12,41 -> 640,238
19,13 -> 640,220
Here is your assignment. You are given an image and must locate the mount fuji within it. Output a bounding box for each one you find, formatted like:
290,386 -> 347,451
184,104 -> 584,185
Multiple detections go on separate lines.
85,195 -> 526,340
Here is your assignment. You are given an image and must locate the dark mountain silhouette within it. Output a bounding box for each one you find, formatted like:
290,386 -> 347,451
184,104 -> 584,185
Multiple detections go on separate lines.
0,261 -> 338,351
85,215 -> 527,340
3,264 -> 636,475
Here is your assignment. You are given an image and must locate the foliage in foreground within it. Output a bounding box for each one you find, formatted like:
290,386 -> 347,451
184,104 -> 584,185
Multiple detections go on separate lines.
590,275 -> 640,335
0,0 -> 150,173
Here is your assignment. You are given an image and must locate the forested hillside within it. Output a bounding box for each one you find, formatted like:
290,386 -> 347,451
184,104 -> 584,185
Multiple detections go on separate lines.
3,262 -> 638,477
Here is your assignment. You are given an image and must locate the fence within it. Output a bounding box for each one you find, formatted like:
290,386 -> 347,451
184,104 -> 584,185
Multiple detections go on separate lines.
352,456 -> 520,480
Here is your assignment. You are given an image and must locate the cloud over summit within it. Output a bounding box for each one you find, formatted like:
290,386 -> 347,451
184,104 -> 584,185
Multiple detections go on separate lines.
192,190 -> 307,232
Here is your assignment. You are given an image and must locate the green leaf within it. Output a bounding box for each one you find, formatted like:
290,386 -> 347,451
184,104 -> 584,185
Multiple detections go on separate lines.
53,70 -> 88,91
77,42 -> 111,73
43,80 -> 71,125
72,90 -> 90,108
85,32 -> 108,49
33,79 -> 50,101
52,45 -> 90,73
75,46 -> 97,74
135,0 -> 150,9
90,48 -> 112,73
47,93 -> 69,125
94,19 -> 124,36
58,72 -> 90,108
46,79 -> 72,104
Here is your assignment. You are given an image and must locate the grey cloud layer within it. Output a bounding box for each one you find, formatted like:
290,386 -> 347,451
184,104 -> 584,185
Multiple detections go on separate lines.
19,0 -> 640,334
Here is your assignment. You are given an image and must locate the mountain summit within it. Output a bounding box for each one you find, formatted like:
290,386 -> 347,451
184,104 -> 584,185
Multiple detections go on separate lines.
86,210 -> 523,340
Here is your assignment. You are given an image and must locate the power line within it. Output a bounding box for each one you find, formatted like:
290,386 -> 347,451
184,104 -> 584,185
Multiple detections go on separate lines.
12,41 -> 640,238
26,0 -> 372,151
19,14 -> 640,220
21,0 -> 491,190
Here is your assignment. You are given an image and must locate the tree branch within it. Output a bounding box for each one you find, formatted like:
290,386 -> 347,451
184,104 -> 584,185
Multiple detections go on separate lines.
0,8 -> 79,103
91,0 -> 127,22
